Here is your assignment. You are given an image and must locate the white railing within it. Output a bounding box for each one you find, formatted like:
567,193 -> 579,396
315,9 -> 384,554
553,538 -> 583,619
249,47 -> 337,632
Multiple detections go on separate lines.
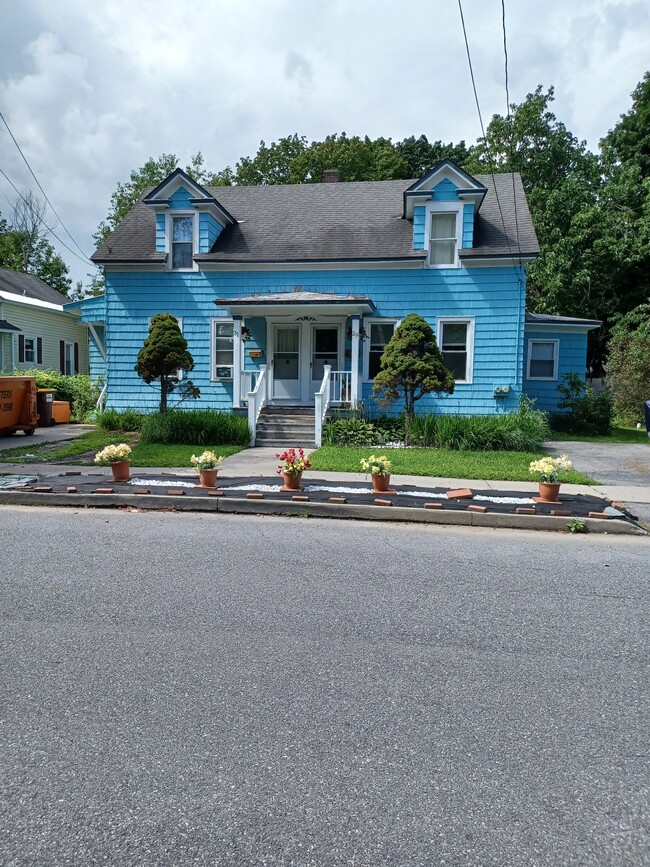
96,382 -> 107,413
240,370 -> 257,404
329,370 -> 352,406
314,364 -> 332,447
247,365 -> 267,446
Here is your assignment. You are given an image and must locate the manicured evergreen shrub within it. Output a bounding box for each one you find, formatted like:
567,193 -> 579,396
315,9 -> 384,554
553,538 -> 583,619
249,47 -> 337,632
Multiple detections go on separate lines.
139,409 -> 250,446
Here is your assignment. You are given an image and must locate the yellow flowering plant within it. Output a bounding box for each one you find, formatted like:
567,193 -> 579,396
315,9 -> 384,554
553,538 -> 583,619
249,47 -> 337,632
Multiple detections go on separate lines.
360,454 -> 392,476
529,454 -> 572,483
190,451 -> 224,471
94,443 -> 132,464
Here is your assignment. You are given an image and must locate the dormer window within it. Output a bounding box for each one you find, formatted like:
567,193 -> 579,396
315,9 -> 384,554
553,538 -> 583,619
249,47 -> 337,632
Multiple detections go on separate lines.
172,216 -> 194,269
429,213 -> 457,266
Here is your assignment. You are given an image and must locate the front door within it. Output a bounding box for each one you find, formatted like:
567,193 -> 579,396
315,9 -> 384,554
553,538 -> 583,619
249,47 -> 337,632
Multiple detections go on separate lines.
272,325 -> 301,400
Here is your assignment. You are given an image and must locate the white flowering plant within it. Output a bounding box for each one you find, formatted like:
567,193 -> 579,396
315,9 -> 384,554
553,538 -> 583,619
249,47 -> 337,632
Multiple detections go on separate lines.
360,454 -> 392,476
94,443 -> 132,464
529,454 -> 573,483
190,451 -> 224,471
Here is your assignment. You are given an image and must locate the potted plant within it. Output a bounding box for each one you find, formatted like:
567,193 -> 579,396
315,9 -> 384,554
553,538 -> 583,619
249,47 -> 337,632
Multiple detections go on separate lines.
529,455 -> 573,501
191,450 -> 224,488
276,448 -> 312,491
94,443 -> 133,482
360,454 -> 393,493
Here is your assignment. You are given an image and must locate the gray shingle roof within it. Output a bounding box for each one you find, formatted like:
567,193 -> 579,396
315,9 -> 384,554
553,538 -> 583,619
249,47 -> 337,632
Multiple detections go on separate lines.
92,173 -> 538,264
525,312 -> 601,327
0,318 -> 21,332
0,268 -> 68,304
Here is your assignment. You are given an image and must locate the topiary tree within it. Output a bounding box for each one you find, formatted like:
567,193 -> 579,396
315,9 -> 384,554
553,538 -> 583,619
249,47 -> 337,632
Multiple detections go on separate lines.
607,302 -> 650,423
134,313 -> 198,413
372,313 -> 455,434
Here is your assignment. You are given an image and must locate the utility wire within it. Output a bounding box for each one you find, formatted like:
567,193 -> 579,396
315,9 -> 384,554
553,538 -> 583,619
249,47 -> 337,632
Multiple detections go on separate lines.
0,167 -> 94,268
457,0 -> 523,281
0,109 -> 91,261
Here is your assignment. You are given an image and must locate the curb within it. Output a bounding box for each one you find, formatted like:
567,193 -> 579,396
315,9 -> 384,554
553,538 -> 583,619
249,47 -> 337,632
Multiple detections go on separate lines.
0,490 -> 646,536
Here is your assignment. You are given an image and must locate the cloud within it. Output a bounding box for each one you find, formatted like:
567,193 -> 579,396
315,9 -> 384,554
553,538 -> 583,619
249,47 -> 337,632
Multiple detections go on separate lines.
0,0 -> 647,286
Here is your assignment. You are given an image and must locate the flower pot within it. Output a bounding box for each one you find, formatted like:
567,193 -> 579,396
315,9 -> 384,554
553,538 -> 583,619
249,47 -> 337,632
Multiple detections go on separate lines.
371,472 -> 391,493
110,460 -> 130,482
199,468 -> 218,488
281,471 -> 303,491
539,481 -> 561,502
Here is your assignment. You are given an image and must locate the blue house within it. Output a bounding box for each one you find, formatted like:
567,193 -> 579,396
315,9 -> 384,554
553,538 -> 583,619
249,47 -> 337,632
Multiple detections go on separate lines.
68,161 -> 599,444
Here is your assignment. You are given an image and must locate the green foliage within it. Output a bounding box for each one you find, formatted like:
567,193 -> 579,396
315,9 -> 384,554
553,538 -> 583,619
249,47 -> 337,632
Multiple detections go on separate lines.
567,519 -> 587,534
372,314 -> 455,420
409,399 -> 550,452
607,303 -> 650,423
2,368 -> 101,421
0,209 -> 71,295
139,409 -> 250,446
395,136 -> 471,177
134,313 -> 197,414
97,408 -> 145,431
551,373 -> 614,435
322,413 -> 405,447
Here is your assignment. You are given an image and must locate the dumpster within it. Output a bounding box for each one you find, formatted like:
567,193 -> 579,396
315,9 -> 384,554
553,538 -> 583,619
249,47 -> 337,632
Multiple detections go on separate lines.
0,376 -> 38,436
36,389 -> 55,427
52,400 -> 70,424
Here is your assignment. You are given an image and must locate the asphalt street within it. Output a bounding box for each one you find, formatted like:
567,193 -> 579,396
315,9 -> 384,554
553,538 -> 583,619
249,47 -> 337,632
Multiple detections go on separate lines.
1,506 -> 648,866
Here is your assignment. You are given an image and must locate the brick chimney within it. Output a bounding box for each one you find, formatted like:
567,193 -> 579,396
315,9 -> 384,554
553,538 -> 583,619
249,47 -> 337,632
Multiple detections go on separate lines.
322,168 -> 341,183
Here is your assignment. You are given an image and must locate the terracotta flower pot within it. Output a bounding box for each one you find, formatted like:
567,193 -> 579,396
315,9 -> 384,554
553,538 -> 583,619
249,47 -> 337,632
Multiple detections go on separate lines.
282,471 -> 303,491
371,472 -> 391,492
199,468 -> 218,488
539,481 -> 561,502
111,460 -> 130,482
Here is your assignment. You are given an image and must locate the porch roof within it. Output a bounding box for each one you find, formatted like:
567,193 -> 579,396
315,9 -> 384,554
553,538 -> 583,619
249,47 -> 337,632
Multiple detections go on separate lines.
214,291 -> 375,317
0,319 -> 21,333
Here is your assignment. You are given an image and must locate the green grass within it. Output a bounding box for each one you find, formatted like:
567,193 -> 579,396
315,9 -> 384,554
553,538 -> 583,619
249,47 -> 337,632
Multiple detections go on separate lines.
0,430 -> 128,463
129,443 -> 243,467
309,446 -> 598,484
548,425 -> 649,444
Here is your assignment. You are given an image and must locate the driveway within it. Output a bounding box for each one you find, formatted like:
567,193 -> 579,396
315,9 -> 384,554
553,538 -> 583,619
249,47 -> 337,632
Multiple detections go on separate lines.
546,440 -> 650,485
0,422 -> 93,450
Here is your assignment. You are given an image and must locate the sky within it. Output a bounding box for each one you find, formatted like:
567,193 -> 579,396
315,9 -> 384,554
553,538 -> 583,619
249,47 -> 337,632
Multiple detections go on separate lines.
0,0 -> 648,289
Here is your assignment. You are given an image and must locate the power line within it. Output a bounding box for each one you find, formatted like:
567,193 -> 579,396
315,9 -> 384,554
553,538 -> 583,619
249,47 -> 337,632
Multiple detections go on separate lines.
0,109 -> 91,261
456,0 -> 523,280
0,167 -> 95,268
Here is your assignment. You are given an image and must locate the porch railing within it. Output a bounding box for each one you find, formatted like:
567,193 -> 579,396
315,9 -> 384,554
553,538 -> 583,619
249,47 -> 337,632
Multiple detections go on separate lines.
329,370 -> 352,406
247,365 -> 267,446
314,365 -> 331,447
240,370 -> 257,403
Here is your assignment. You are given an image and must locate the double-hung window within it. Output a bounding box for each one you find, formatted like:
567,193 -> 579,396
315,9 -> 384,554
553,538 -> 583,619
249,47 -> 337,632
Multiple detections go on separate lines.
24,337 -> 36,364
212,319 -> 234,380
429,212 -> 458,266
527,340 -> 558,380
365,320 -> 397,380
438,318 -> 474,384
171,216 -> 194,269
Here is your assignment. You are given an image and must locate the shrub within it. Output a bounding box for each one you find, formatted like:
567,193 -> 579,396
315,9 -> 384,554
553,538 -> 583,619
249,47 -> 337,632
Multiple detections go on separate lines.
551,373 -> 614,435
97,408 -> 145,432
607,304 -> 650,424
409,397 -> 550,452
2,368 -> 101,422
321,414 -> 406,446
139,409 -> 250,446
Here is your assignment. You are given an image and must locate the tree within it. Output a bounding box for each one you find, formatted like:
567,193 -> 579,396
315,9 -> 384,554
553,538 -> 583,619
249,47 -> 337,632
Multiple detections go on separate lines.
291,133 -> 408,183
606,303 -> 650,423
234,134 -> 309,185
395,135 -> 471,177
134,314 -> 198,413
372,314 -> 455,428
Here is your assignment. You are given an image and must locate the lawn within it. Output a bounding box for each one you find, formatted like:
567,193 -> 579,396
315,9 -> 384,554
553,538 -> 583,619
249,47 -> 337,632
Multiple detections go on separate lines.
309,446 -> 597,484
547,426 -> 649,444
0,430 -> 244,467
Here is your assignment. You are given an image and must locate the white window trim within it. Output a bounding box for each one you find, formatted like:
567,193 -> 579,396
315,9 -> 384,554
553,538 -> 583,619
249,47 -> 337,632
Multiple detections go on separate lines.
425,201 -> 464,268
527,338 -> 559,381
167,210 -> 199,272
147,316 -> 184,380
210,317 -> 235,381
24,335 -> 37,364
436,317 -> 475,385
63,340 -> 75,375
362,318 -> 399,381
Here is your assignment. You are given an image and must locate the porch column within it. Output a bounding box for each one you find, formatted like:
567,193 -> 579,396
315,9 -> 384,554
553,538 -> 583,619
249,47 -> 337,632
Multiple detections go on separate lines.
232,315 -> 243,408
350,316 -> 360,407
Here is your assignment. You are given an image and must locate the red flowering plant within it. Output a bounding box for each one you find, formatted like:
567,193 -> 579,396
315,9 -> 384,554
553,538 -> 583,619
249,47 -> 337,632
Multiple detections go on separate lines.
276,448 -> 312,476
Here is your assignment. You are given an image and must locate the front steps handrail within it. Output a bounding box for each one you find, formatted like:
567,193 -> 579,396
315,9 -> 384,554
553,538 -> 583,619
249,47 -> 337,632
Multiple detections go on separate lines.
247,364 -> 267,446
314,364 -> 332,447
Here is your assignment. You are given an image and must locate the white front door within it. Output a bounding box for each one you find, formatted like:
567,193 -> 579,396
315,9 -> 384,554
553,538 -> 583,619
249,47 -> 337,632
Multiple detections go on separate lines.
272,325 -> 301,400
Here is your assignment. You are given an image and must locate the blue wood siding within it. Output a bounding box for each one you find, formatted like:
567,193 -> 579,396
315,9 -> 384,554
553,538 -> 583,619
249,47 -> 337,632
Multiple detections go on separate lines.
88,325 -> 106,381
462,203 -> 474,248
155,214 -> 166,253
199,213 -> 223,253
169,186 -> 193,209
432,178 -> 458,201
523,330 -> 588,412
103,267 -> 526,415
413,206 -> 425,250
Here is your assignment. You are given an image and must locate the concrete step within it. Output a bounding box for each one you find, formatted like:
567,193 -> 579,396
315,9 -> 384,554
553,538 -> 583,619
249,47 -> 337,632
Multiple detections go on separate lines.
256,423 -> 315,435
